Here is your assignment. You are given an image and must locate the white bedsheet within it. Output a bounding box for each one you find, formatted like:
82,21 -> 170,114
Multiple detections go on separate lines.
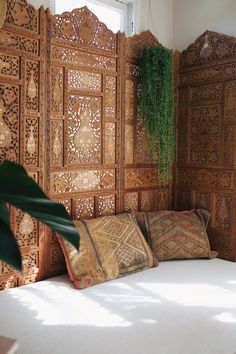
1,258 -> 236,354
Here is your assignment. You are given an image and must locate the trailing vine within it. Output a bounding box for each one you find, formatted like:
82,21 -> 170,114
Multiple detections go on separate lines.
138,45 -> 175,183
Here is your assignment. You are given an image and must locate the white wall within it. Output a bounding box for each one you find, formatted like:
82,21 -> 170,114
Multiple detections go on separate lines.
28,0 -> 52,10
138,0 -> 173,48
173,0 -> 236,52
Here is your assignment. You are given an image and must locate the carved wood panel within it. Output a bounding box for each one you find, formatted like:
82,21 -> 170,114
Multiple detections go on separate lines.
176,30 -> 236,261
0,0 -> 172,288
0,0 -> 45,289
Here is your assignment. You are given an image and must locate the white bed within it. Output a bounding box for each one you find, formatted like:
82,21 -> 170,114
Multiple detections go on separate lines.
1,258 -> 236,354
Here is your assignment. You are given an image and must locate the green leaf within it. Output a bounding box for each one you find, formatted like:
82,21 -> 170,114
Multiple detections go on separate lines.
0,219 -> 22,271
0,201 -> 10,226
0,160 -> 80,251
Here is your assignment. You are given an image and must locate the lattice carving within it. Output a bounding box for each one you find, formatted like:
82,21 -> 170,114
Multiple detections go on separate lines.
50,120 -> 63,166
223,125 -> 235,164
52,7 -> 116,52
125,80 -> 134,121
190,105 -> 220,164
126,30 -> 159,58
1,262 -> 14,274
51,247 -> 65,267
24,117 -> 38,166
125,168 -> 158,189
215,195 -> 233,231
26,61 -> 38,111
104,123 -> 115,164
191,83 -> 222,104
51,169 -> 115,194
208,230 -> 232,261
67,95 -> 101,165
6,0 -> 38,32
136,117 -> 154,164
51,67 -> 63,114
124,192 -> 138,211
0,85 -> 19,162
0,31 -> 38,54
194,191 -> 211,212
22,252 -> 39,272
181,31 -> 236,68
96,194 -> 115,216
224,80 -> 236,121
51,46 -> 116,73
0,53 -> 19,78
177,168 -> 233,189
104,76 -> 116,120
0,278 -> 16,290
180,63 -> 236,86
177,89 -> 188,163
15,210 -> 37,247
68,69 -> 101,92
73,197 -> 94,220
125,63 -> 139,77
125,124 -> 133,164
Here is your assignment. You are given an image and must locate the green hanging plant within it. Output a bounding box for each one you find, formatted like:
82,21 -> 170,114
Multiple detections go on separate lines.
138,45 -> 175,183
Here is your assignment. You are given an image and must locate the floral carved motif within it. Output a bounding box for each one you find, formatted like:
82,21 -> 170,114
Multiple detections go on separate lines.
215,195 -> 233,231
52,6 -> 116,52
6,0 -> 38,32
190,105 -> 220,164
124,192 -> 138,211
126,30 -> 159,58
0,85 -> 19,162
96,194 -> 116,216
191,83 -> 222,104
24,117 -> 38,166
26,61 -> 38,112
224,80 -> 236,121
51,67 -> 63,114
0,31 -> 38,54
67,95 -> 101,165
181,31 -> 236,68
0,53 -> 19,78
51,47 -> 116,73
177,168 -> 233,189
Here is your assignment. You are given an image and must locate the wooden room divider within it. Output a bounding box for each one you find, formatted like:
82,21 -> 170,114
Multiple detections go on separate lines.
176,31 -> 236,261
0,0 -> 171,289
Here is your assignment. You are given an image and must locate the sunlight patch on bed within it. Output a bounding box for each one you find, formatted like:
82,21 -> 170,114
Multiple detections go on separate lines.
10,282 -> 132,328
214,312 -> 236,323
136,282 -> 236,308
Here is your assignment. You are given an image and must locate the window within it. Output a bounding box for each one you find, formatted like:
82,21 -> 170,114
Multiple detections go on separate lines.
53,0 -> 136,35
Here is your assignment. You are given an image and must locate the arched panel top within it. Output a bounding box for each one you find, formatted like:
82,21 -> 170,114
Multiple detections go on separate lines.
51,6 -> 116,53
125,30 -> 160,58
5,0 -> 38,33
181,30 -> 236,69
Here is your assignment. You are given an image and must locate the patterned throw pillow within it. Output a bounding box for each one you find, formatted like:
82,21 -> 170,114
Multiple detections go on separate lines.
58,213 -> 155,289
135,209 -> 217,261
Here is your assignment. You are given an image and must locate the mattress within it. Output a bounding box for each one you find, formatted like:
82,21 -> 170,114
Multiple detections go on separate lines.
1,258 -> 236,354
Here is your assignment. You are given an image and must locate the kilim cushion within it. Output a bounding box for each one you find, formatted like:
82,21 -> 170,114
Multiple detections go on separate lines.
58,212 -> 156,289
135,209 -> 217,261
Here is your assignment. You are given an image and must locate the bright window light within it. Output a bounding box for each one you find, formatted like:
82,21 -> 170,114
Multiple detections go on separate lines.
54,0 -> 131,34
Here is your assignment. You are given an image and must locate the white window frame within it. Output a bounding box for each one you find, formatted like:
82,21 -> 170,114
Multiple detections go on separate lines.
52,0 -> 139,36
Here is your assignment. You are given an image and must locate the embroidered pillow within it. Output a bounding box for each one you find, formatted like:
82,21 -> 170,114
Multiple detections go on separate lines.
135,209 -> 217,261
58,212 -> 155,289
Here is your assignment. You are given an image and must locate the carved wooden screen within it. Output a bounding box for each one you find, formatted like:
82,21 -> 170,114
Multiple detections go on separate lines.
0,0 -> 46,288
176,31 -> 236,261
0,0 -> 172,288
44,7 -> 122,276
123,32 -> 171,213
